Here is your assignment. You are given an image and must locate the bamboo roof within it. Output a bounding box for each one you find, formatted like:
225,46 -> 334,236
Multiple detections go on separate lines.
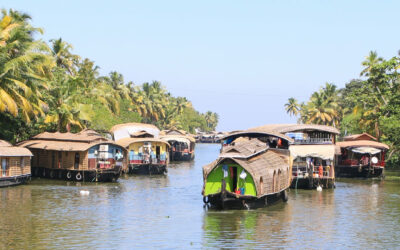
0,140 -> 32,157
116,137 -> 170,148
159,129 -> 188,136
31,129 -> 107,143
110,123 -> 159,133
160,134 -> 196,143
336,140 -> 389,150
251,124 -> 340,135
18,130 -> 125,152
343,133 -> 377,141
222,129 -> 294,143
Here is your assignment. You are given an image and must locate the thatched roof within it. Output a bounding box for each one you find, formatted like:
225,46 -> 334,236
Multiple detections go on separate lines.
222,129 -> 294,143
110,123 -> 160,141
251,124 -> 340,135
0,140 -> 32,157
343,133 -> 377,141
116,138 -> 170,148
203,138 -> 290,197
18,130 -> 124,152
337,140 -> 389,150
0,140 -> 12,147
129,131 -> 155,138
110,123 -> 159,133
31,129 -> 106,143
160,134 -> 196,143
159,129 -> 188,136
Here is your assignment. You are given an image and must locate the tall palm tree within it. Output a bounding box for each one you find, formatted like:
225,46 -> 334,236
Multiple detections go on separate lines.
0,9 -> 53,122
284,97 -> 300,117
360,51 -> 383,77
50,38 -> 80,75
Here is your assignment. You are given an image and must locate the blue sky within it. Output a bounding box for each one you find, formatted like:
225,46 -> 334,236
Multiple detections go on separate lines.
3,1 -> 400,131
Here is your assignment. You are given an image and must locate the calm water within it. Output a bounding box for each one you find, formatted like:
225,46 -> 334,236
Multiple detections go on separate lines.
1,144 -> 400,249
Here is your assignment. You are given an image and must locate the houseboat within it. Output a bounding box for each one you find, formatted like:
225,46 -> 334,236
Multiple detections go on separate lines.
202,130 -> 293,209
335,133 -> 389,178
160,134 -> 196,161
0,140 -> 32,187
117,137 -> 170,175
18,130 -> 127,182
250,124 -> 339,189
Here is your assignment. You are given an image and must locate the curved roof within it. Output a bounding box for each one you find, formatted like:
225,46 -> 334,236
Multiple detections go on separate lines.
18,140 -> 126,152
343,133 -> 377,141
116,137 -> 170,148
251,124 -> 340,135
222,130 -> 294,143
336,140 -> 389,150
160,134 -> 196,143
31,129 -> 107,143
0,140 -> 12,147
110,123 -> 159,133
0,140 -> 33,157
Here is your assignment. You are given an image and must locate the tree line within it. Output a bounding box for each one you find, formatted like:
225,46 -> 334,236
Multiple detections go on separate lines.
0,9 -> 219,143
285,51 -> 400,167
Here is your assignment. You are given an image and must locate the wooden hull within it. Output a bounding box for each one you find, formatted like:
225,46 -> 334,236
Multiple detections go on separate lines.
335,165 -> 384,178
290,177 -> 335,189
0,174 -> 31,188
32,166 -> 121,182
128,164 -> 167,175
204,189 -> 288,210
170,151 -> 194,161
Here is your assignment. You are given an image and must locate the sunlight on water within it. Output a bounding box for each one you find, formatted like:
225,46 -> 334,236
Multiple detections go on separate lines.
0,144 -> 399,249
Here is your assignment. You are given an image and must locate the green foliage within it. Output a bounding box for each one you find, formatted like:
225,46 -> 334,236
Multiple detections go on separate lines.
288,51 -> 400,167
0,8 -> 218,142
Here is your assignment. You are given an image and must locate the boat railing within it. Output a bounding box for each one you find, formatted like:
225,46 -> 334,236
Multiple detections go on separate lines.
292,165 -> 333,178
291,138 -> 333,145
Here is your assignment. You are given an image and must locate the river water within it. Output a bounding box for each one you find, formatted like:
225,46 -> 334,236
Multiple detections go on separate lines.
1,144 -> 399,249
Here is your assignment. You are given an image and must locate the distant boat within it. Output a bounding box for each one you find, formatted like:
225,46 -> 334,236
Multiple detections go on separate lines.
0,140 -> 32,187
160,134 -> 196,161
335,133 -> 389,178
18,130 -> 126,182
202,130 -> 292,209
117,137 -> 170,175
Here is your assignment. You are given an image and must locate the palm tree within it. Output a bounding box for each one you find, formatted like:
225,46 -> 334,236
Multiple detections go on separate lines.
0,9 -> 53,122
284,97 -> 300,117
50,38 -> 80,75
360,51 -> 383,77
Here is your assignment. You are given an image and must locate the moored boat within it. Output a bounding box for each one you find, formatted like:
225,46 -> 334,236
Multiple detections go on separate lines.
0,140 -> 33,187
18,130 -> 127,182
335,133 -> 389,178
202,130 -> 292,209
117,137 -> 170,175
252,124 -> 339,189
160,134 -> 195,161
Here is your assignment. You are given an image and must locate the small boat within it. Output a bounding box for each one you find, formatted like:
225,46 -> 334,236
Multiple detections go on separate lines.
18,130 -> 126,182
160,135 -> 195,161
117,137 -> 170,175
0,140 -> 33,187
335,133 -> 389,178
202,130 -> 292,209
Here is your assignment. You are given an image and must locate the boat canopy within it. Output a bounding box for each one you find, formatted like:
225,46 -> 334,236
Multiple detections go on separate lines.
222,130 -> 293,143
351,147 -> 381,155
290,144 -> 335,160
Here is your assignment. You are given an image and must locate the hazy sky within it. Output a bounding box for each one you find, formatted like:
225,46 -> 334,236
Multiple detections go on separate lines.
3,1 -> 400,131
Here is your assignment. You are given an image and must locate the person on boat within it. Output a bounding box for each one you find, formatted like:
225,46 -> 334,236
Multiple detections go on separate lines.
318,164 -> 323,177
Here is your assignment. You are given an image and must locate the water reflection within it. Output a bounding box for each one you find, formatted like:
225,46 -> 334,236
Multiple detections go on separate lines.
0,144 -> 399,249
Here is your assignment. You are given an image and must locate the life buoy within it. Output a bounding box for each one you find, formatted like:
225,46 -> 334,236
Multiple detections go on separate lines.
203,196 -> 210,204
67,171 -> 72,179
50,170 -> 54,178
76,172 -> 82,181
